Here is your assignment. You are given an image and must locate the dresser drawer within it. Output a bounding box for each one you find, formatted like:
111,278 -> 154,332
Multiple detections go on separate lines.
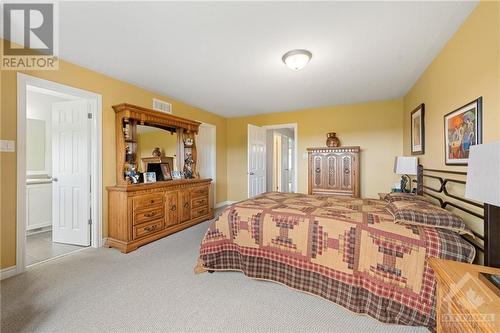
133,205 -> 164,225
191,186 -> 209,198
192,206 -> 209,219
133,218 -> 164,239
191,196 -> 208,209
133,193 -> 164,211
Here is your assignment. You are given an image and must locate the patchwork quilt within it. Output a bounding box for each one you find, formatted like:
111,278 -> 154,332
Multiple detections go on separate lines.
196,192 -> 475,330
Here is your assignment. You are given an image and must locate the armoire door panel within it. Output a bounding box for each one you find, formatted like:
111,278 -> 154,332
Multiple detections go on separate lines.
341,154 -> 353,191
326,154 -> 338,189
313,154 -> 323,188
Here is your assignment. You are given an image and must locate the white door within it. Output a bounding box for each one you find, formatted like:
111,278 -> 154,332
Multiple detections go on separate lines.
281,134 -> 290,192
196,123 -> 216,208
52,100 -> 91,246
247,124 -> 266,197
289,137 -> 295,192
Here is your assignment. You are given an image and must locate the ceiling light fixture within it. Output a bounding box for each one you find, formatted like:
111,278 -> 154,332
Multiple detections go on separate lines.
282,49 -> 312,71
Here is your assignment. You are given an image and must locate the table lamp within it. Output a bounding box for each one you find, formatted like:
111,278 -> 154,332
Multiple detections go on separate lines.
394,156 -> 418,193
465,142 -> 500,292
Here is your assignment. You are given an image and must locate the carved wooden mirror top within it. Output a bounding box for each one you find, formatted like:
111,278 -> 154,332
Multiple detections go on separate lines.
112,103 -> 201,185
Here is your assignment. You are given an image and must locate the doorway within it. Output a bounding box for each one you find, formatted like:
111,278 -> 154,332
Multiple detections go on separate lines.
17,74 -> 102,272
247,123 -> 298,197
267,129 -> 295,192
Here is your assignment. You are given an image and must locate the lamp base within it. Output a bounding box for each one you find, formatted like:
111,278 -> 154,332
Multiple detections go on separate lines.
400,175 -> 411,193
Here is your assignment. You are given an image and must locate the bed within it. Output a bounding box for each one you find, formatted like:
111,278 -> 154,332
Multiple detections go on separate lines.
195,191 -> 476,331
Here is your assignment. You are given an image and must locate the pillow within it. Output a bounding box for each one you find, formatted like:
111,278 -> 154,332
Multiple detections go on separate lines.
381,192 -> 436,205
385,200 -> 473,236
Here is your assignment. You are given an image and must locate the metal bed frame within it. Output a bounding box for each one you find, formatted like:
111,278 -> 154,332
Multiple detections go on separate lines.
415,165 -> 484,254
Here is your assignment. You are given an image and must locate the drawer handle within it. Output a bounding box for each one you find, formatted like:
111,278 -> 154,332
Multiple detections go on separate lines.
184,202 -> 189,208
315,168 -> 321,173
144,225 -> 157,232
144,211 -> 157,218
170,205 -> 177,211
344,168 -> 350,174
150,200 -> 155,204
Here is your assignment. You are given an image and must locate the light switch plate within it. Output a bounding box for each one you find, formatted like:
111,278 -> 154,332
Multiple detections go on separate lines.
0,140 -> 16,152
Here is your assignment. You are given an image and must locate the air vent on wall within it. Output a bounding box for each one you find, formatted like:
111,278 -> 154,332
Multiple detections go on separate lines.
153,98 -> 172,114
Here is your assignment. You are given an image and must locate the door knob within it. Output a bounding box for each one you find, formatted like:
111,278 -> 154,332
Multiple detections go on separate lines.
249,172 -> 255,175
52,177 -> 58,182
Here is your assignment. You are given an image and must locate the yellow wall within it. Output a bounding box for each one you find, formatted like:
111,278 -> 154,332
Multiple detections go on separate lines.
226,99 -> 404,201
403,1 -> 500,165
403,1 -> 499,240
0,58 -> 228,269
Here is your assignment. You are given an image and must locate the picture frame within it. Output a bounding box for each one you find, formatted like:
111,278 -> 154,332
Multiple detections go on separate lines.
171,170 -> 182,180
444,97 -> 482,165
160,162 -> 172,181
411,103 -> 425,155
143,172 -> 157,183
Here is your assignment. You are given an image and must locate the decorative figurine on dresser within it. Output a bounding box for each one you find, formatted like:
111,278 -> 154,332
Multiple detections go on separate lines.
307,146 -> 360,197
106,103 -> 213,253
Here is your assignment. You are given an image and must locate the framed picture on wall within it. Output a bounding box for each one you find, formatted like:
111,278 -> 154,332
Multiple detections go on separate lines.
411,103 -> 425,155
444,97 -> 482,165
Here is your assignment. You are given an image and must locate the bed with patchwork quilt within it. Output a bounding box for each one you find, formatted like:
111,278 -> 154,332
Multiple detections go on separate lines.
195,192 -> 475,331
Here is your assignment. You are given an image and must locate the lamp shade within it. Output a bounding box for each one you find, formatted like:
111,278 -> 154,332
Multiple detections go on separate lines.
394,156 -> 418,175
465,142 -> 500,206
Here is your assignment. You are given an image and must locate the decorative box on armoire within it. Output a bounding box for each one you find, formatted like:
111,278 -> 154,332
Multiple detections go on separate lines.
307,146 -> 360,197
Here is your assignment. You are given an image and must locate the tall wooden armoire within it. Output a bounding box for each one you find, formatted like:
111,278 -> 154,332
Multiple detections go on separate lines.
307,146 -> 360,197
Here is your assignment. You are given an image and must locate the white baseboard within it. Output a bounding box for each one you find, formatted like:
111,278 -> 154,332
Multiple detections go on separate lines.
215,201 -> 236,208
1,266 -> 18,280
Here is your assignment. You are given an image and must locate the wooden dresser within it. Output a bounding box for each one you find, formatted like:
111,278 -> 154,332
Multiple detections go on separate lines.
106,103 -> 213,253
307,146 -> 360,197
107,179 -> 212,253
429,258 -> 500,333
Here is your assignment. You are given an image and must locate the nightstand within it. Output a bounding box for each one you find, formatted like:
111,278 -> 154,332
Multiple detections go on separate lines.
429,258 -> 500,332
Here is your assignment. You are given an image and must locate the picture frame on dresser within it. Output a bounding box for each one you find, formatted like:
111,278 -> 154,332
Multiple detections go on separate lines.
160,163 -> 172,181
444,97 -> 482,165
143,172 -> 157,183
411,103 -> 425,155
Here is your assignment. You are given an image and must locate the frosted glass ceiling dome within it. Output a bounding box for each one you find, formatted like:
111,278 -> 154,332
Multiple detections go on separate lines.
282,49 -> 312,71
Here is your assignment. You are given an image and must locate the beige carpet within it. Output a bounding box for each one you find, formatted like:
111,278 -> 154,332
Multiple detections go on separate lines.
1,214 -> 427,333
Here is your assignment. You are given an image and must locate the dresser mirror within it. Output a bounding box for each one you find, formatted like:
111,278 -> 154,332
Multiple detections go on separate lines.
114,103 -> 199,185
136,124 -> 178,176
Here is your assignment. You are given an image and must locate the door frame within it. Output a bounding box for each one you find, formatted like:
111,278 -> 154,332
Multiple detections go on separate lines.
262,123 -> 298,193
16,73 -> 103,274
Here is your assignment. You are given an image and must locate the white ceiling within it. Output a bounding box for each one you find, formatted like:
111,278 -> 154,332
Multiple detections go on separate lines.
57,1 -> 477,117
